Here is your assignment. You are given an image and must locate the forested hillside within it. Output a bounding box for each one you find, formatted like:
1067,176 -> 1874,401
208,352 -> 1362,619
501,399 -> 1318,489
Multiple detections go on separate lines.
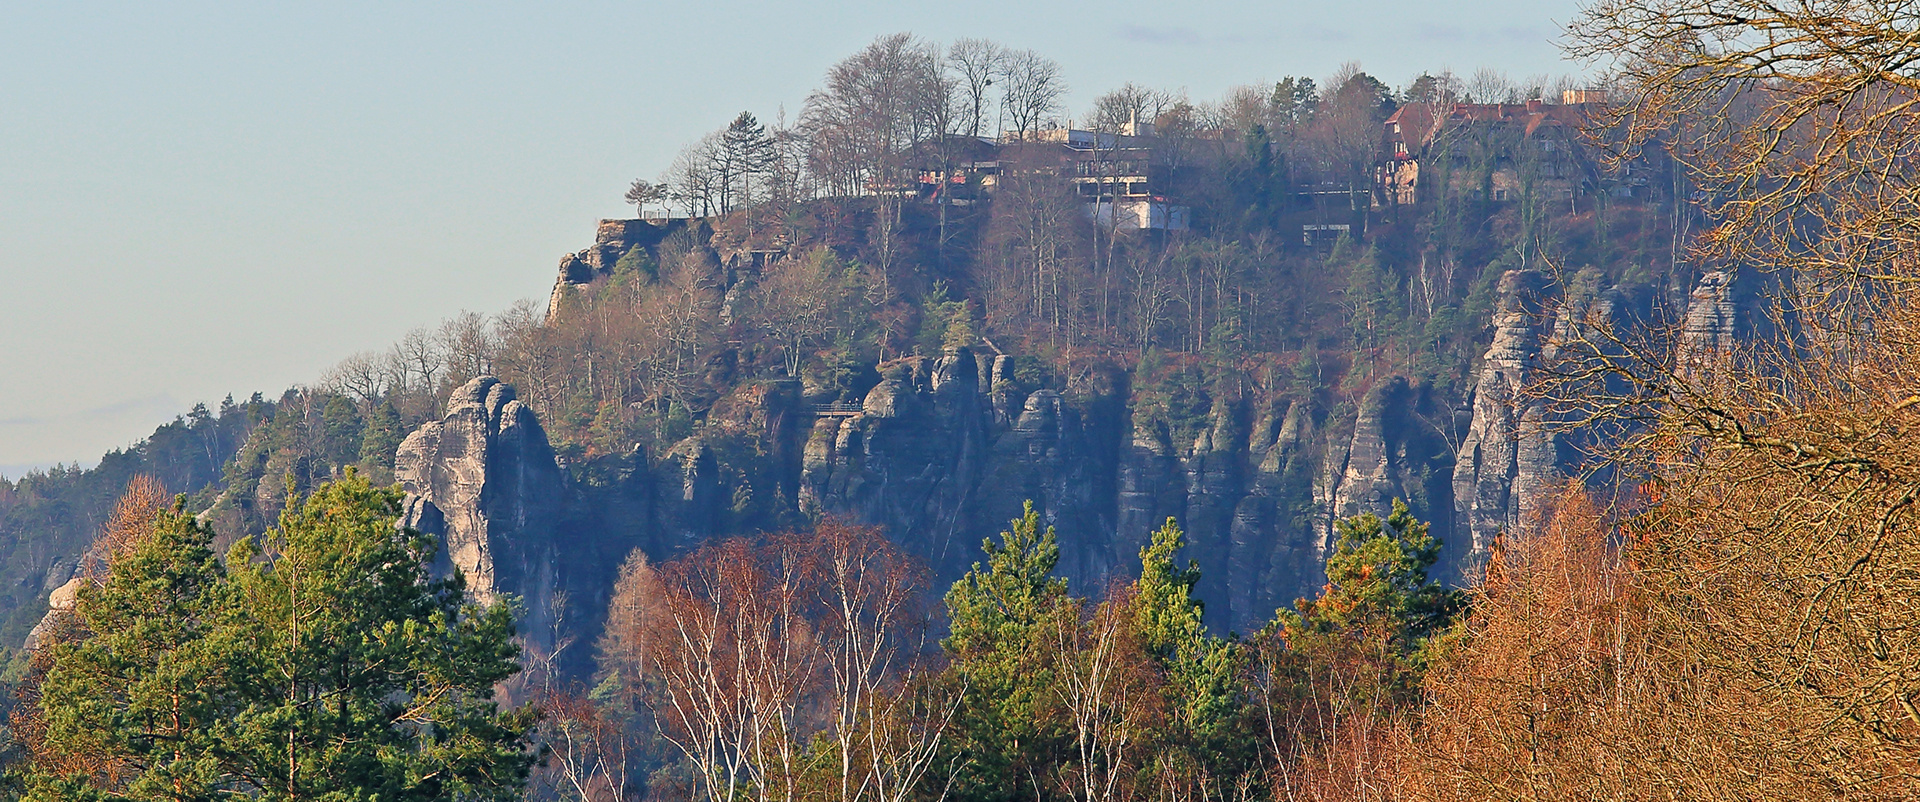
0,396 -> 268,657
0,36 -> 1685,648
11,8 -> 1920,798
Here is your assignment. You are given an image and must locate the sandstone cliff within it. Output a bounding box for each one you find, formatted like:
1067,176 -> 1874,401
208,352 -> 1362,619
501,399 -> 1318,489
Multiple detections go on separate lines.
378,340 -> 1489,633
1681,267 -> 1771,383
28,267 -> 1690,652
395,377 -> 572,661
383,265 -> 1703,645
547,219 -> 682,319
1451,270 -> 1555,572
697,349 -> 1455,629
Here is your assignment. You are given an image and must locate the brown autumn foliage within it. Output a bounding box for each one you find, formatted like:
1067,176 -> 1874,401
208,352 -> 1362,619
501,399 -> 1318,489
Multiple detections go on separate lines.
1048,582 -> 1164,802
1399,0 -> 1920,797
1615,382 -> 1920,797
1411,488 -> 1651,800
1250,585 -> 1417,802
1371,327 -> 1920,799
8,475 -> 171,787
1413,443 -> 1920,800
1276,713 -> 1410,802
528,688 -> 637,802
76,474 -> 170,583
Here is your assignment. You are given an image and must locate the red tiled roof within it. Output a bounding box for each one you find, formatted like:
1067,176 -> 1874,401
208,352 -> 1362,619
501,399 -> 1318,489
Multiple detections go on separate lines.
1385,101 -> 1599,156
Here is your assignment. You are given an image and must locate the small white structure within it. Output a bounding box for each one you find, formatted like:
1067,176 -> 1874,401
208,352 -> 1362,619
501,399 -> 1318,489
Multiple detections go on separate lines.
1089,199 -> 1191,231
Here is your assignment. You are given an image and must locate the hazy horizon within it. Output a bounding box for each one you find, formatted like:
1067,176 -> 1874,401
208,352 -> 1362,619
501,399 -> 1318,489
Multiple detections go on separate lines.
0,0 -> 1585,478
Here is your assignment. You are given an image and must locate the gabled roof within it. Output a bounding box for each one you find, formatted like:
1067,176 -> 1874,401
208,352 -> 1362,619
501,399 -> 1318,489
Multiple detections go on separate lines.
1385,101 -> 1600,159
905,134 -> 1002,165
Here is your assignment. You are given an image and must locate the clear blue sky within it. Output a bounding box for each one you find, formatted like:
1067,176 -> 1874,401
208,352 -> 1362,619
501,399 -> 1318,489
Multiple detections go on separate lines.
0,0 -> 1586,477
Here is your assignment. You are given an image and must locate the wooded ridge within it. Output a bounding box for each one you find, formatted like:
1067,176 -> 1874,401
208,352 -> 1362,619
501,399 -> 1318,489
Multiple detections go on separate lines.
5,11 -> 1919,798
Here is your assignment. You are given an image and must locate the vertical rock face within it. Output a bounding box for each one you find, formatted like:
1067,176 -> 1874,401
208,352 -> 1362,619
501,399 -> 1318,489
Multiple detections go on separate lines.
545,219 -> 681,319
396,377 -> 569,656
1450,271 -> 1663,578
27,273 -> 1687,654
801,349 -> 1024,575
1683,270 -> 1742,355
1681,268 -> 1769,374
1544,279 -> 1658,492
388,274 -> 1708,644
793,349 -> 1453,629
23,576 -> 81,652
1333,378 -> 1452,531
1452,270 -> 1555,576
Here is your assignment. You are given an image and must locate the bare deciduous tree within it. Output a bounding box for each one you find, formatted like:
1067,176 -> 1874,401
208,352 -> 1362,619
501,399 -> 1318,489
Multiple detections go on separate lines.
801,33 -> 950,197
437,309 -> 498,386
666,133 -> 725,217
605,522 -> 951,802
1089,83 -> 1177,135
812,519 -> 951,802
1049,584 -> 1159,802
317,350 -> 389,404
947,38 -> 1006,139
998,49 -> 1067,138
394,327 -> 444,397
749,249 -> 866,378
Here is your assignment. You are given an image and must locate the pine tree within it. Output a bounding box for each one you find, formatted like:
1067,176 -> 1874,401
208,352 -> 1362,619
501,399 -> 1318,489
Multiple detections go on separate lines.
356,401 -> 406,476
1279,498 -> 1462,709
23,504 -> 238,801
718,111 -> 778,212
1129,519 -> 1251,791
941,501 -> 1070,802
21,475 -> 537,801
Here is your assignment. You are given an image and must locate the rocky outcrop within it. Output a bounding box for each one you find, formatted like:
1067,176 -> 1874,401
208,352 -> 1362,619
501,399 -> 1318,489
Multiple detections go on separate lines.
791,349 -> 1452,629
1451,270 -> 1663,577
1332,378 -> 1453,532
1452,270 -> 1555,575
396,377 -> 570,656
22,273 -> 1675,657
381,362 -> 1450,642
546,219 -> 682,320
1683,269 -> 1743,356
23,574 -> 80,651
407,263 -> 1701,643
801,350 -> 1008,574
1681,268 -> 1769,379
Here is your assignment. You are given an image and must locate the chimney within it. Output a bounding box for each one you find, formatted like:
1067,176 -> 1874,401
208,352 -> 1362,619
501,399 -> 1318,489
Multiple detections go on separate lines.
1526,99 -> 1544,113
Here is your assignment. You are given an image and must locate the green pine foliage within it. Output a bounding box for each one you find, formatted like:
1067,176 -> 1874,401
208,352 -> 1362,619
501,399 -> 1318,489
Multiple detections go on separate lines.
1278,498 -> 1464,709
0,395 -> 271,662
356,401 -> 407,476
938,511 -> 1279,802
941,501 -> 1072,802
1128,518 -> 1257,794
18,475 -> 537,801
24,504 -> 236,801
